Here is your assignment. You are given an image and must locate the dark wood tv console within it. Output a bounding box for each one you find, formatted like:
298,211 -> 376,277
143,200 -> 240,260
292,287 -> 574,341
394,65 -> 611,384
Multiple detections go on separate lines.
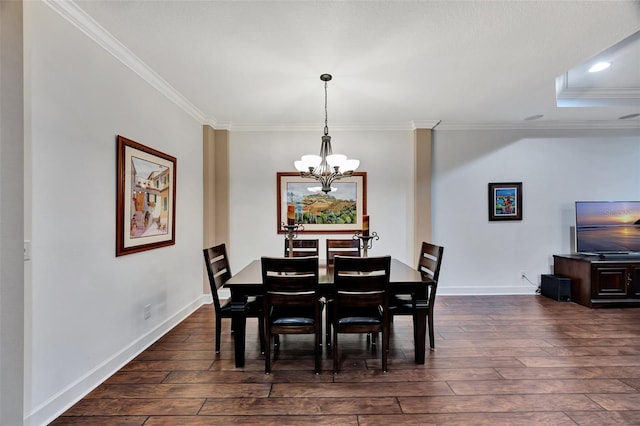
553,254 -> 640,308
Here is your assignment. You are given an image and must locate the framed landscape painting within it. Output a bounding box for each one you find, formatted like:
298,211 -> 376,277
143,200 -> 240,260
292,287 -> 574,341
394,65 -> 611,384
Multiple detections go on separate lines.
488,182 -> 522,221
116,135 -> 177,256
277,172 -> 367,233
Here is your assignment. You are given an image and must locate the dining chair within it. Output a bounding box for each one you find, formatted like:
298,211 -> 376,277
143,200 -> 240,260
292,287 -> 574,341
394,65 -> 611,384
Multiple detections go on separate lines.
203,243 -> 265,354
388,241 -> 444,351
284,238 -> 319,257
261,256 -> 322,374
331,255 -> 391,373
326,238 -> 361,266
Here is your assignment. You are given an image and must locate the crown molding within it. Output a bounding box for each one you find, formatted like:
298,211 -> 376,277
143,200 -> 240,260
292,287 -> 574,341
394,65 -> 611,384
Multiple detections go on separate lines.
436,120 -> 640,131
210,119 -> 639,132
228,122 -> 421,132
411,120 -> 442,130
204,117 -> 229,130
555,72 -> 640,107
43,0 -> 207,124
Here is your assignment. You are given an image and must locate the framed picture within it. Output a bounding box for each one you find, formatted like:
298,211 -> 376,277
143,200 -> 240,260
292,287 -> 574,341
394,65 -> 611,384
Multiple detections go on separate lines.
488,182 -> 522,221
277,172 -> 367,233
116,135 -> 177,256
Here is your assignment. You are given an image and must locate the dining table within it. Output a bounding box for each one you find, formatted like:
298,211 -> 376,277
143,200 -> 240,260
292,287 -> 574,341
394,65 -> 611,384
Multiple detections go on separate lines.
223,258 -> 431,368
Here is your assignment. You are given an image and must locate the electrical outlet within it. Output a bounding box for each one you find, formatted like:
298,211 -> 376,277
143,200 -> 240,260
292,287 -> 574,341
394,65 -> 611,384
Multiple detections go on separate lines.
144,304 -> 151,320
24,240 -> 31,261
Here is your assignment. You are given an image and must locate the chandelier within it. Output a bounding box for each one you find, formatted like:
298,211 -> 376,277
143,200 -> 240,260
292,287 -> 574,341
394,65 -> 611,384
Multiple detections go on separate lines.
294,74 -> 359,193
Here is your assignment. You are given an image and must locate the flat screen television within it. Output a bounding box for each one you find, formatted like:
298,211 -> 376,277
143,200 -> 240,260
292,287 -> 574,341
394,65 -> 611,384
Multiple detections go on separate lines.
575,201 -> 640,254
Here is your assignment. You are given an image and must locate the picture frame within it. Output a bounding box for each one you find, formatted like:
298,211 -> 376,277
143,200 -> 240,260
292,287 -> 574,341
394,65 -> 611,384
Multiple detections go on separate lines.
488,182 -> 522,221
116,135 -> 177,256
277,172 -> 367,233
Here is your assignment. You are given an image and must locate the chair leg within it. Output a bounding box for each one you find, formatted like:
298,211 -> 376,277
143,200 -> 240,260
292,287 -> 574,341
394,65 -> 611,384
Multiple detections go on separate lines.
412,312 -> 418,348
428,314 -> 435,350
315,325 -> 321,374
382,326 -> 388,372
258,316 -> 265,355
325,300 -> 332,348
332,328 -> 339,374
264,331 -> 271,374
215,316 -> 222,354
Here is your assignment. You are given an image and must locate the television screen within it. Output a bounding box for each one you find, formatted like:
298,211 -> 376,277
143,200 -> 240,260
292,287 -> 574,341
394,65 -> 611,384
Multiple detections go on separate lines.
575,201 -> 640,253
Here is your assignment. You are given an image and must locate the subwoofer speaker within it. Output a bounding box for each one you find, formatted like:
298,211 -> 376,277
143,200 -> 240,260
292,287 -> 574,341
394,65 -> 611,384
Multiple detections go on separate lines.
540,274 -> 571,302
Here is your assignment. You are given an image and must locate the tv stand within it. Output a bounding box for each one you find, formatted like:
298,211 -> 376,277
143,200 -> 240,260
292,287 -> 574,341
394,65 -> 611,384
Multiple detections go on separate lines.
553,254 -> 640,308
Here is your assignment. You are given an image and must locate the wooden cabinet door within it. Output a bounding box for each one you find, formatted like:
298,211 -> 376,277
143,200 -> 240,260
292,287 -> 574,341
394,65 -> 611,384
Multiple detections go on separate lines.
592,265 -> 629,298
631,265 -> 640,298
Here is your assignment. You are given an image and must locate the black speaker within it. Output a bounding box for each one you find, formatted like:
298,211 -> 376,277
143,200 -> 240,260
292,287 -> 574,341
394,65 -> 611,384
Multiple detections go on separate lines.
541,274 -> 571,302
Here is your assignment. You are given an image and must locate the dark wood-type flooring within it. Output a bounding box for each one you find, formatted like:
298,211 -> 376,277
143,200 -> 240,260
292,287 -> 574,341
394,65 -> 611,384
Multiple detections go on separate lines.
51,295 -> 640,425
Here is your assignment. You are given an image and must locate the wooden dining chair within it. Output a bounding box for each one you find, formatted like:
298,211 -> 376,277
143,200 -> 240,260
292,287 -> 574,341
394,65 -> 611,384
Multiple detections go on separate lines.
331,255 -> 391,373
326,238 -> 361,266
388,241 -> 444,351
261,256 -> 322,374
203,243 -> 265,354
284,238 -> 319,257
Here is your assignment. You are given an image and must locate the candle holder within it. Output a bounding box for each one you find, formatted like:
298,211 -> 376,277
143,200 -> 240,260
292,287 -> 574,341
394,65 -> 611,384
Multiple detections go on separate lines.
281,222 -> 304,257
353,231 -> 379,257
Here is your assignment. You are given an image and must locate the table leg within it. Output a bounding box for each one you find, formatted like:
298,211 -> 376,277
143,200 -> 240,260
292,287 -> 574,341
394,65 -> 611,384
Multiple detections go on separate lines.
413,288 -> 428,364
230,292 -> 247,368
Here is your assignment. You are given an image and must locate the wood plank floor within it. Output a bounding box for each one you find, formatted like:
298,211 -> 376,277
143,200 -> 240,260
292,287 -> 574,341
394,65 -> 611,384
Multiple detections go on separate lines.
51,295 -> 640,425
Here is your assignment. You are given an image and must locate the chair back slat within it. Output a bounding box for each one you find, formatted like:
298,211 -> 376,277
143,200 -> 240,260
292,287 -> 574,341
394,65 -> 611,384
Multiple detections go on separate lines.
326,239 -> 361,265
284,239 -> 319,257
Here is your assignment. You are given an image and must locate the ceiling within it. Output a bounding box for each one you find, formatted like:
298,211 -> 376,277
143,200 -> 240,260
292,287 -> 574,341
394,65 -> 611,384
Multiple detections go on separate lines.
55,1 -> 640,130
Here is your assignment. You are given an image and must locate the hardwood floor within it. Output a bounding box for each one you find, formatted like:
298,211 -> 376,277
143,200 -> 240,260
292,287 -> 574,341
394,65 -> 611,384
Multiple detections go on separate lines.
51,295 -> 640,425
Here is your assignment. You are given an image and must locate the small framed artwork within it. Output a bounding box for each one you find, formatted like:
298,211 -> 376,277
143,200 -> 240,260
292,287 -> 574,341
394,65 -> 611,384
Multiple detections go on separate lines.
488,182 -> 522,221
277,172 -> 367,233
116,135 -> 177,256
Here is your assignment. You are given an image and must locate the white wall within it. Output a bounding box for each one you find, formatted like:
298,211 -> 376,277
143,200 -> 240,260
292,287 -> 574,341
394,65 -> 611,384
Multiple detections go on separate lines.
25,3 -> 204,424
228,130 -> 415,269
433,128 -> 640,294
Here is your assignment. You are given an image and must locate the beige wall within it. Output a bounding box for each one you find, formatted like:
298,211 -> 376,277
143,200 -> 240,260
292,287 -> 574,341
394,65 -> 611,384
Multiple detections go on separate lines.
414,128 -> 432,263
203,125 -> 230,292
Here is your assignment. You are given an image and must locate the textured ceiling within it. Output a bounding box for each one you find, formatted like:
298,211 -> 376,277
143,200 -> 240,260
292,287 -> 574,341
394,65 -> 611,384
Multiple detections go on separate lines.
61,0 -> 640,129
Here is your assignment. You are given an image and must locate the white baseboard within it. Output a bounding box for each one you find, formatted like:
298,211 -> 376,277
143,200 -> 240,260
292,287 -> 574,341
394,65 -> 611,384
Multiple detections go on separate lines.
438,285 -> 538,296
27,295 -> 208,426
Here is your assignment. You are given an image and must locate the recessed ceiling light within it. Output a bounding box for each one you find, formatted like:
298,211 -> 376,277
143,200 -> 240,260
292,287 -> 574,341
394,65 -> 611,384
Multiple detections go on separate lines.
588,61 -> 611,72
524,114 -> 544,121
619,113 -> 640,120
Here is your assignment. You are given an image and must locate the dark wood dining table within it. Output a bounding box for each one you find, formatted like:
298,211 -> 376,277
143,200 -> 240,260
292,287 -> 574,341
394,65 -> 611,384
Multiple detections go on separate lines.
224,258 -> 431,367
